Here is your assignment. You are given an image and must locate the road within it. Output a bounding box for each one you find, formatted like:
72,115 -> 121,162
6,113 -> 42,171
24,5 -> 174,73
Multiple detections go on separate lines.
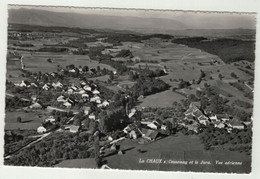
244,82 -> 254,92
6,93 -> 30,102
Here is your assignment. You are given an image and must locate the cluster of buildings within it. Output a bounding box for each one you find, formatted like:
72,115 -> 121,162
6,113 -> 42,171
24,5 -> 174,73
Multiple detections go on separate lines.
180,102 -> 252,133
122,117 -> 173,142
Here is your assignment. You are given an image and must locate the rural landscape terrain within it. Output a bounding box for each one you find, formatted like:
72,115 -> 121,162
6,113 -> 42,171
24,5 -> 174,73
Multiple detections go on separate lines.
4,7 -> 255,173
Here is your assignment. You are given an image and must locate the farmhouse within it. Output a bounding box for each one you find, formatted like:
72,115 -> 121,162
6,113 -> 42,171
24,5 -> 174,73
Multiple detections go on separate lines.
29,102 -> 42,109
67,88 -> 74,94
82,106 -> 90,115
89,113 -> 95,120
69,69 -> 76,73
82,93 -> 89,98
30,83 -> 38,87
42,84 -> 49,90
83,85 -> 92,91
63,101 -> 72,108
90,95 -> 101,103
19,80 -> 27,87
92,89 -> 100,95
102,100 -> 109,107
37,126 -> 47,134
65,125 -> 80,133
80,81 -> 87,86
214,121 -> 225,129
141,128 -> 158,141
44,116 -> 56,124
78,89 -> 86,94
57,95 -> 66,102
128,108 -> 136,118
31,95 -> 37,102
52,81 -> 63,89
216,114 -> 230,122
230,120 -> 244,130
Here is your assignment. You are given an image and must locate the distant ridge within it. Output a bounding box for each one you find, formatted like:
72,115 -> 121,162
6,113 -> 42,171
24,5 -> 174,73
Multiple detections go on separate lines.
8,8 -> 190,33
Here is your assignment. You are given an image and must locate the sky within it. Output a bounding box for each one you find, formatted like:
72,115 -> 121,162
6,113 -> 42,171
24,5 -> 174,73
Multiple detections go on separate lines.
8,5 -> 256,29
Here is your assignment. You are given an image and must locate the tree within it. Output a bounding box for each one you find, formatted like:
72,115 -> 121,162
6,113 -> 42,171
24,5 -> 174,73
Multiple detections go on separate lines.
83,66 -> 89,72
47,58 -> 52,63
109,72 -> 114,81
17,116 -> 22,123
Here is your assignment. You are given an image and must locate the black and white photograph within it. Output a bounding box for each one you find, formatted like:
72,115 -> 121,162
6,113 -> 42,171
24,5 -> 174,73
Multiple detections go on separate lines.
1,1 -> 259,177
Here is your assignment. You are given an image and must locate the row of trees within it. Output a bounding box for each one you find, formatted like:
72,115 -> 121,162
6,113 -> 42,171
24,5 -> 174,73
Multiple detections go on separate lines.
131,76 -> 170,97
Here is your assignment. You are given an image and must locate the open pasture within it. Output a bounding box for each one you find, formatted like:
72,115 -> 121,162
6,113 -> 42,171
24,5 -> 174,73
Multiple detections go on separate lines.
105,134 -> 251,173
137,89 -> 186,108
5,111 -> 44,130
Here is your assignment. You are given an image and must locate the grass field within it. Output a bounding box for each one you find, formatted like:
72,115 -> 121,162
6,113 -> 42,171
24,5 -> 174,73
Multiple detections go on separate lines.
104,134 -> 251,173
55,158 -> 96,169
5,111 -> 44,130
137,89 -> 185,108
6,51 -> 116,83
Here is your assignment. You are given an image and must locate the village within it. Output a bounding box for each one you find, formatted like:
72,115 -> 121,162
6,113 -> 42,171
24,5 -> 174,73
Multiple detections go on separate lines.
4,23 -> 254,172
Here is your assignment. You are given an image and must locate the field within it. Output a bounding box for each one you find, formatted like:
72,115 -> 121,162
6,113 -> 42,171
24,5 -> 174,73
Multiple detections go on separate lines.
104,134 -> 251,173
55,158 -> 96,169
137,90 -> 185,108
5,111 -> 44,130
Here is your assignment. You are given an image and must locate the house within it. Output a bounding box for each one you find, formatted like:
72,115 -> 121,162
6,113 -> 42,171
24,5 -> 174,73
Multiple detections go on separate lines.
44,116 -> 55,124
129,130 -> 138,139
128,108 -> 136,118
57,95 -> 66,102
37,126 -> 47,134
78,89 -> 86,94
214,121 -> 225,129
147,122 -> 158,130
209,115 -> 219,123
42,84 -> 49,90
89,113 -> 95,120
52,81 -> 63,89
102,100 -> 109,107
152,119 -> 163,128
19,80 -> 27,87
82,106 -> 90,115
230,120 -> 244,130
198,115 -> 210,126
31,95 -> 37,102
96,99 -> 101,104
71,86 -> 78,91
80,81 -> 87,86
50,72 -> 56,77
69,69 -> 76,73
82,93 -> 89,98
92,89 -> 100,95
65,125 -> 80,133
63,101 -> 72,108
97,104 -> 103,108
90,95 -> 101,102
30,83 -> 38,87
29,102 -> 42,109
141,128 -> 158,141
67,98 -> 75,104
216,114 -> 230,122
242,121 -> 252,128
67,88 -> 74,94
83,85 -> 92,91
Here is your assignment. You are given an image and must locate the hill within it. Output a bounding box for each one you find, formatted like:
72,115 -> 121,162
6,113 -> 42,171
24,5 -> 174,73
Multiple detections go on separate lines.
172,37 -> 255,63
8,8 -> 189,32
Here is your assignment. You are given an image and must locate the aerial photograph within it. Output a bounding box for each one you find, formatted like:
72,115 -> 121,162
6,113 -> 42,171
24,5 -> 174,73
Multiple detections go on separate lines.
4,5 -> 256,173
